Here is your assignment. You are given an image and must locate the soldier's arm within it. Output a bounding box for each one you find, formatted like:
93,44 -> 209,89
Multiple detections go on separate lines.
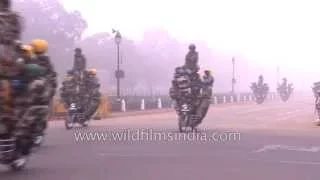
82,55 -> 87,69
12,12 -> 24,40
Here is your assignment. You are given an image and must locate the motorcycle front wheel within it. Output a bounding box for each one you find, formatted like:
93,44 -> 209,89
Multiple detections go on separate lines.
65,115 -> 74,130
178,114 -> 188,133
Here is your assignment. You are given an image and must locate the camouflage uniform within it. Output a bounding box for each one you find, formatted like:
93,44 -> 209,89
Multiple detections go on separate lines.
0,62 -> 46,158
29,53 -> 57,138
60,73 -> 77,108
82,74 -> 100,120
202,73 -> 214,98
0,9 -> 23,44
169,66 -> 199,114
0,4 -> 34,161
184,50 -> 199,72
73,53 -> 86,72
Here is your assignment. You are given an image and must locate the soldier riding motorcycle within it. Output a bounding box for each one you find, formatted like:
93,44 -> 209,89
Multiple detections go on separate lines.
169,44 -> 212,132
82,68 -> 101,121
28,39 -> 57,147
60,68 -> 101,129
277,78 -> 293,102
250,75 -> 269,104
0,0 -> 50,170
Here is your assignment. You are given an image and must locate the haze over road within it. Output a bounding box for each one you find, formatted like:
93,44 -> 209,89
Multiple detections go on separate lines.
1,94 -> 319,180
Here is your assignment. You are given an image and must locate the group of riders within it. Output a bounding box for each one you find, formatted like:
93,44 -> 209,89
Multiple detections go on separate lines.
169,44 -> 214,132
250,75 -> 293,104
169,44 -> 295,131
60,48 -> 101,128
0,0 -> 313,171
0,0 -> 100,170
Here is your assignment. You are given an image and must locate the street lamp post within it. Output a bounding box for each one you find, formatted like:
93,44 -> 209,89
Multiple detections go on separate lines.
232,57 -> 236,93
113,29 -> 124,99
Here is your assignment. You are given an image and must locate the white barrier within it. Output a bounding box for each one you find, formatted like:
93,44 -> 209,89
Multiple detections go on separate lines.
140,99 -> 145,110
213,96 -> 217,104
157,98 -> 162,109
112,92 -> 281,112
121,99 -> 126,112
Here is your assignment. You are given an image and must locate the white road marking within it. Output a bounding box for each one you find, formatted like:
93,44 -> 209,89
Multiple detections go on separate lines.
247,158 -> 320,166
254,145 -> 320,153
278,160 -> 320,165
99,152 -> 189,157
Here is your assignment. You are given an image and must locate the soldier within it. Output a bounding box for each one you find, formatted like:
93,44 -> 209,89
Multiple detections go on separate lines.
0,0 -> 23,44
30,39 -> 57,98
202,70 -> 214,98
0,0 -> 30,169
83,68 -> 100,122
73,48 -> 86,71
184,44 -> 199,73
60,70 -> 77,108
257,75 -> 264,87
281,78 -> 287,90
28,39 -> 57,145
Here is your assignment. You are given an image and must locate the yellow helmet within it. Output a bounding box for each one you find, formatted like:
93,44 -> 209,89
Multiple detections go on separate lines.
204,70 -> 211,74
21,45 -> 34,56
30,39 -> 48,53
88,68 -> 97,75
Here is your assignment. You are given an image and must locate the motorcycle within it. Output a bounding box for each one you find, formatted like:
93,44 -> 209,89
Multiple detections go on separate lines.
0,136 -> 27,171
65,102 -> 88,130
0,105 -> 49,171
277,83 -> 293,102
250,82 -> 269,104
177,101 -> 199,132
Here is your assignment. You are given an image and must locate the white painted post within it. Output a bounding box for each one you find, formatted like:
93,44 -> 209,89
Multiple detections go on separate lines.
121,99 -> 126,112
237,94 -> 241,102
223,96 -> 226,103
157,98 -> 162,109
140,99 -> 145,110
230,96 -> 234,103
213,96 -> 217,104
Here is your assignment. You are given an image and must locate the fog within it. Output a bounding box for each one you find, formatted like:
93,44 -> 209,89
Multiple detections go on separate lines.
13,0 -> 320,95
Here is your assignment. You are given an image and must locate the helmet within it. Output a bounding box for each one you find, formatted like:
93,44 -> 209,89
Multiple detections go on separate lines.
283,78 -> 287,81
88,68 -> 97,75
75,48 -> 82,53
21,45 -> 34,56
24,64 -> 45,76
30,39 -> 48,53
204,70 -> 211,74
188,44 -> 196,50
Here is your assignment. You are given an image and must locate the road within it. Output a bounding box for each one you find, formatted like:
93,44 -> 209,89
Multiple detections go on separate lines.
1,94 -> 320,180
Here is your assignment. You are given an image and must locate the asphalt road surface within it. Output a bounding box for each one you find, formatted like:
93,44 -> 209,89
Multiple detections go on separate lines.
1,94 -> 320,180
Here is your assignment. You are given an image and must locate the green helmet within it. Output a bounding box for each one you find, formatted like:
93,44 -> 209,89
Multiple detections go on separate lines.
24,64 -> 45,77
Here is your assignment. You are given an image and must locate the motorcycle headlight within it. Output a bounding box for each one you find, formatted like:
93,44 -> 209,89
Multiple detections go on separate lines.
181,104 -> 189,111
70,103 -> 77,110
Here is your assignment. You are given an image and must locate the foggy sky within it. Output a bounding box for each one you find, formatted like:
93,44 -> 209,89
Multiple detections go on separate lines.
59,0 -> 320,92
